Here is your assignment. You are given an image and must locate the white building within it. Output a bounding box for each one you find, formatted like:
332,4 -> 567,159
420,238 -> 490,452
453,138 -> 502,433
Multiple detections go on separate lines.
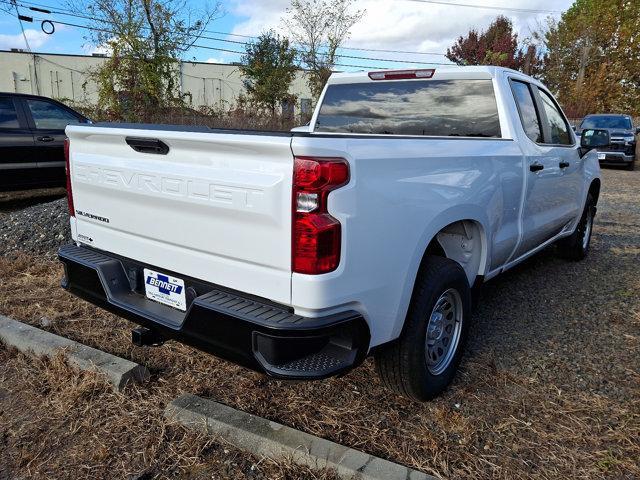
0,49 -> 314,115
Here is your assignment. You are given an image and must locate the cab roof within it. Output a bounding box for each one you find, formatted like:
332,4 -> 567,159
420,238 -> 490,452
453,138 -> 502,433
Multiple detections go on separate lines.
328,65 -> 541,87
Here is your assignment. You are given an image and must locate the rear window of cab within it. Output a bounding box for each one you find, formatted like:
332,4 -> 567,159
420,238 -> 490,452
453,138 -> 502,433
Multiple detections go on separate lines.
314,79 -> 501,138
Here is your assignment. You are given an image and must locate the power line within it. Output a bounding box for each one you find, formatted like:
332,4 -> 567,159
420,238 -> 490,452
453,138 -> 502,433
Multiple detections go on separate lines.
36,51 -> 94,73
398,0 -> 563,14
203,29 -> 449,57
3,0 -> 452,57
1,5 -> 454,67
6,0 -> 44,93
5,13 -> 397,69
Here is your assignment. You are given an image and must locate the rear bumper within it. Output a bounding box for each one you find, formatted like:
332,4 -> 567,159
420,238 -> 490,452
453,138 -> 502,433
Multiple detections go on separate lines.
58,244 -> 370,380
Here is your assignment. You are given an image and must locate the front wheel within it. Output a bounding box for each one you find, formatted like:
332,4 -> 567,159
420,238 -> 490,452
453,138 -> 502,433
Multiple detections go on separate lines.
375,255 -> 471,402
557,193 -> 596,261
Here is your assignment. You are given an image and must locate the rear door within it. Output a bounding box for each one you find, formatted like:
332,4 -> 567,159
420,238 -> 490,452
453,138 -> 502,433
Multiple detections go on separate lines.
0,95 -> 37,190
66,125 -> 294,304
509,79 -> 574,257
534,87 -> 582,222
23,97 -> 85,186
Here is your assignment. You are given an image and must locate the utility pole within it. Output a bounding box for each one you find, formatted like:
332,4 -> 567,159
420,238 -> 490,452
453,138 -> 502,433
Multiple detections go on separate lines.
11,0 -> 40,94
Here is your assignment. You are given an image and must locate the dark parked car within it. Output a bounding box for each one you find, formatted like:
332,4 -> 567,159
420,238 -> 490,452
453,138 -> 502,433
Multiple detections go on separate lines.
575,114 -> 638,170
0,92 -> 90,191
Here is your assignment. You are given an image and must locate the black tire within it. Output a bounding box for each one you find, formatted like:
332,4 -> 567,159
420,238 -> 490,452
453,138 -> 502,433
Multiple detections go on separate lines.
375,255 -> 471,402
626,161 -> 635,171
557,193 -> 596,261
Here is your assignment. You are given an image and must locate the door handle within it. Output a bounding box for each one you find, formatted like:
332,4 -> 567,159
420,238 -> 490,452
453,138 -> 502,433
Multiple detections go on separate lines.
559,161 -> 570,169
37,136 -> 55,142
529,162 -> 544,172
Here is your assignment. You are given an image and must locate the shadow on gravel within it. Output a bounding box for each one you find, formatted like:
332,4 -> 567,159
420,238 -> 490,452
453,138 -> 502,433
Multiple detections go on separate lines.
0,189 -> 66,213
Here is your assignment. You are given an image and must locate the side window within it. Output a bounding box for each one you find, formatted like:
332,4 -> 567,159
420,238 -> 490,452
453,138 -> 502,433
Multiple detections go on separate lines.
26,99 -> 81,130
538,89 -> 572,145
0,97 -> 20,129
510,80 -> 542,143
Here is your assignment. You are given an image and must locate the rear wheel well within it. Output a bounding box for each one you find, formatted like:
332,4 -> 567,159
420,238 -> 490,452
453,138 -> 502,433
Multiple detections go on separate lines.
420,220 -> 485,287
588,179 -> 601,205
425,237 -> 446,257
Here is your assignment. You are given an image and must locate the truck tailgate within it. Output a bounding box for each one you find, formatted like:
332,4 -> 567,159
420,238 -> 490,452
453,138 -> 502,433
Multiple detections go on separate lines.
65,125 -> 293,304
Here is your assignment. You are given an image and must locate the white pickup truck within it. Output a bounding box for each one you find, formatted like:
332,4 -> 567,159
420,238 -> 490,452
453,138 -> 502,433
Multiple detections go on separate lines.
59,66 -> 603,401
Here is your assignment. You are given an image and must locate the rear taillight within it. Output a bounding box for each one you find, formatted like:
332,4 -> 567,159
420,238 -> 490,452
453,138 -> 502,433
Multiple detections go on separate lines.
292,157 -> 349,274
64,137 -> 74,217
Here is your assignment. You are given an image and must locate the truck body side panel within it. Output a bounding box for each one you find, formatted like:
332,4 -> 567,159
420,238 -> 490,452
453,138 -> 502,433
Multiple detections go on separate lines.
290,135 -> 525,347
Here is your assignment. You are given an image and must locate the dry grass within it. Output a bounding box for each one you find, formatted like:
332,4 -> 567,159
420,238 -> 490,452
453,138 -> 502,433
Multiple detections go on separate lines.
1,255 -> 638,479
0,346 -> 341,480
1,168 -> 639,479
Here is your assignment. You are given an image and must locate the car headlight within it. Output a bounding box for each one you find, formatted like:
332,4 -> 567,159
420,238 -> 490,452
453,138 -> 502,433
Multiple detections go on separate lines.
624,135 -> 636,144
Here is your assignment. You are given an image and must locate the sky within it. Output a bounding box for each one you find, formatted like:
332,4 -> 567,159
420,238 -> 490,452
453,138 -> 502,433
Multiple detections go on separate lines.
0,0 -> 574,71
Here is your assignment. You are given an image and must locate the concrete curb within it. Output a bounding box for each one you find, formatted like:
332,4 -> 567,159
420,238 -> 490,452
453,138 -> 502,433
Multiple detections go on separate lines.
0,315 -> 149,391
165,394 -> 436,480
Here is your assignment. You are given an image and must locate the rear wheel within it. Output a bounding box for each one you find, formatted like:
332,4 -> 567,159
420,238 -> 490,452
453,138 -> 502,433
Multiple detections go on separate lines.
557,193 -> 595,260
375,255 -> 471,402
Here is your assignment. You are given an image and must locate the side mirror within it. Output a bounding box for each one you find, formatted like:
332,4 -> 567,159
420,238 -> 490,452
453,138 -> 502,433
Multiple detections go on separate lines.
635,126 -> 640,135
571,125 -> 577,132
580,128 -> 610,157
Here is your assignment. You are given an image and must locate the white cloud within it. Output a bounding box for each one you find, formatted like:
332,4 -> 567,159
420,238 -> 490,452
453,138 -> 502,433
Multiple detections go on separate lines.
229,0 -> 573,68
0,28 -> 51,50
83,42 -> 112,56
206,57 -> 225,63
230,0 -> 291,37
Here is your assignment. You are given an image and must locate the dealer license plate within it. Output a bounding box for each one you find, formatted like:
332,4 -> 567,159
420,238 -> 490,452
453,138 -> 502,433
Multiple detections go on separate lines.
143,268 -> 187,311
598,153 -> 606,160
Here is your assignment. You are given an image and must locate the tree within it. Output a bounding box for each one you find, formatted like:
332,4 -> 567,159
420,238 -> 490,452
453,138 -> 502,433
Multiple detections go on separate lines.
284,0 -> 364,99
70,0 -> 222,120
239,31 -> 298,113
446,15 -> 543,76
542,0 -> 640,117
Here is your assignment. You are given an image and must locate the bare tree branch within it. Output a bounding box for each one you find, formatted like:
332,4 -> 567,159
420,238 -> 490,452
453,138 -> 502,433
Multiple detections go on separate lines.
283,0 -> 364,99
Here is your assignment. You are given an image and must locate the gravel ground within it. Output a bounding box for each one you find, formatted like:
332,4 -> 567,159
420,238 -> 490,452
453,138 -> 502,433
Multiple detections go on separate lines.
0,197 -> 70,260
0,167 -> 638,479
467,167 -> 640,403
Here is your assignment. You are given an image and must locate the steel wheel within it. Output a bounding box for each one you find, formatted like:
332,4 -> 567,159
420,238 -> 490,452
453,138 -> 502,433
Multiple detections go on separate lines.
425,288 -> 463,375
375,255 -> 471,401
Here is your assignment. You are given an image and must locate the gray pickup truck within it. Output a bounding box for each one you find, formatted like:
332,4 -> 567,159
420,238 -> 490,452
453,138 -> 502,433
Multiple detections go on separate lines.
575,114 -> 638,170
